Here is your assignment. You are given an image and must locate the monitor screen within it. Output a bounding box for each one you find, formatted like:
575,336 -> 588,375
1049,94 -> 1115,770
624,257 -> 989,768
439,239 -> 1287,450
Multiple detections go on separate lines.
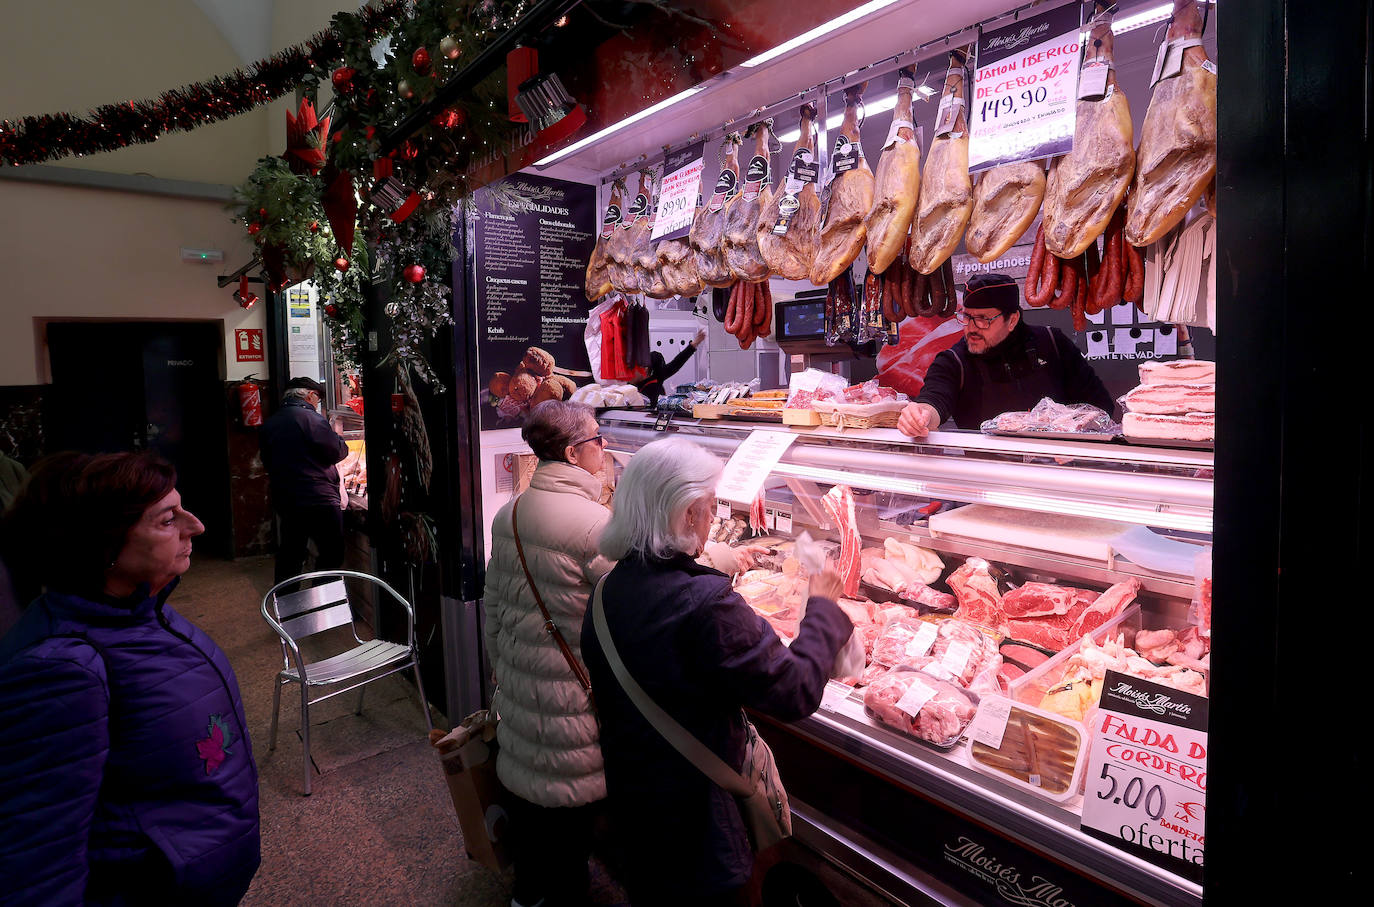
778,300 -> 827,340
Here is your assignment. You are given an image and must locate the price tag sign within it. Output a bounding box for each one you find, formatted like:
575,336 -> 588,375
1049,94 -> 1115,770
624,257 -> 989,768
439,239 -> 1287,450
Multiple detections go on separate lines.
716,429 -> 798,509
1081,670 -> 1208,884
969,1 -> 1083,173
651,141 -> 705,241
821,680 -> 855,713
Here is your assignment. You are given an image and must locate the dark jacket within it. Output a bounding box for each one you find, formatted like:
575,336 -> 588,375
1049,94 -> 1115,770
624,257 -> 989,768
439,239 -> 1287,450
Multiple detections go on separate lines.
634,343 -> 697,405
580,552 -> 852,901
259,399 -> 348,509
916,321 -> 1115,429
0,581 -> 260,905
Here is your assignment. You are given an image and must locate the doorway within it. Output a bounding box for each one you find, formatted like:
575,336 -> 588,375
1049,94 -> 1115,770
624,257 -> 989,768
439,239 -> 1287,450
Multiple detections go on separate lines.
45,321 -> 232,557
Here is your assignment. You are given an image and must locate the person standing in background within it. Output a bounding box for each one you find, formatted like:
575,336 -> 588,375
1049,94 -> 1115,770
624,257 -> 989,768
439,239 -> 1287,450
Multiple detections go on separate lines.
259,377 -> 348,584
633,328 -> 707,406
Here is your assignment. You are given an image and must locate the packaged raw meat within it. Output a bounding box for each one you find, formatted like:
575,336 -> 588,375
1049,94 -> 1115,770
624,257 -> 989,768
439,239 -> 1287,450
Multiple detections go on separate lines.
929,619 -> 1002,687
980,397 -> 1120,435
871,618 -> 939,667
967,699 -> 1086,800
863,666 -> 979,747
1192,545 -> 1212,635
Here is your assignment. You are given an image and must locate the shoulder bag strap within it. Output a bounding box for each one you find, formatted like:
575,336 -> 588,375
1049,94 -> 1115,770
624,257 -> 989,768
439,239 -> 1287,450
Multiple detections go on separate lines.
591,575 -> 752,797
512,496 -> 593,693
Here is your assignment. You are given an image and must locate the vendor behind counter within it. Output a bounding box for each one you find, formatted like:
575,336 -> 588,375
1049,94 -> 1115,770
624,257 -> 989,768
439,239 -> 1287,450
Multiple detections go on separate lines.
633,329 -> 706,406
898,274 -> 1114,437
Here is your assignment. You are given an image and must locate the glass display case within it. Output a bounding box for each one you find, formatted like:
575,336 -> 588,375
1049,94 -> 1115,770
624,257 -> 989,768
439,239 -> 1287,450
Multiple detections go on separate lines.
597,411 -> 1211,907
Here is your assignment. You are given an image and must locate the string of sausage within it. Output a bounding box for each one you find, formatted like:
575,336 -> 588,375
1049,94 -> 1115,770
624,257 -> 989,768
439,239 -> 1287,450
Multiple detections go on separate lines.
722,280 -> 773,349
1024,204 -> 1146,330
879,233 -> 957,323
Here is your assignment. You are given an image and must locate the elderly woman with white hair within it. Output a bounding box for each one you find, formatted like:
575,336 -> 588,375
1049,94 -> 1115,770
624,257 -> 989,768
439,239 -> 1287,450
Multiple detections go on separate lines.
580,437 -> 854,907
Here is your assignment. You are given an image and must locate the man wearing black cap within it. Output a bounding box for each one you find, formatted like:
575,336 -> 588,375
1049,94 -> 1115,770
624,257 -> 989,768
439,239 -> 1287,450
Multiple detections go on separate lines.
898,273 -> 1113,437
259,376 -> 350,583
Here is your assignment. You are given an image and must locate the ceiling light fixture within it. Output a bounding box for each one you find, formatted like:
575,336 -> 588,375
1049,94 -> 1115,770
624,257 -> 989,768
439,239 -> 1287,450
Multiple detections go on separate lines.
741,0 -> 904,68
1112,0 -> 1215,35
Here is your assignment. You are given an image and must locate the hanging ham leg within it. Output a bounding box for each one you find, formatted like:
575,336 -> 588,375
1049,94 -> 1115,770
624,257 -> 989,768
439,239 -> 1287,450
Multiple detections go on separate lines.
810,84 -> 876,286
585,183 -> 622,301
910,51 -> 974,275
1043,9 -> 1135,257
865,67 -> 922,274
965,161 -> 1045,263
1125,0 -> 1217,246
758,104 -> 822,280
723,121 -> 775,282
690,134 -> 742,288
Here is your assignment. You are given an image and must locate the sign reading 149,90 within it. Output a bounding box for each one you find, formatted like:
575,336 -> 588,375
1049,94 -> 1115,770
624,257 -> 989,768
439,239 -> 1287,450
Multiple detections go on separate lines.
1080,670 -> 1208,884
968,0 -> 1082,173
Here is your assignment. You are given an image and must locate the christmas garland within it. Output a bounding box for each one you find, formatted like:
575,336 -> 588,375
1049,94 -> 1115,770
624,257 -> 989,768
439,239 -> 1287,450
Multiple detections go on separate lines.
0,1 -> 411,168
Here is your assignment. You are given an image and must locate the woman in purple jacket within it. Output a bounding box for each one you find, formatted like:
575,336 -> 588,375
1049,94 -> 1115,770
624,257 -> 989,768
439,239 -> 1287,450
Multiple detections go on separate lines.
0,451 -> 260,905
581,438 -> 853,906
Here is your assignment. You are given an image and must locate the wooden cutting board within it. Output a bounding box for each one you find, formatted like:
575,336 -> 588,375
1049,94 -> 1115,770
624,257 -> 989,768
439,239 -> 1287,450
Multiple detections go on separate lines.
927,504 -> 1132,561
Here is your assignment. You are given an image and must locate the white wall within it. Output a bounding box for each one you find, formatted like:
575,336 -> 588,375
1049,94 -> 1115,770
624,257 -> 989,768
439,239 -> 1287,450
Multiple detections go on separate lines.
0,180 -> 265,385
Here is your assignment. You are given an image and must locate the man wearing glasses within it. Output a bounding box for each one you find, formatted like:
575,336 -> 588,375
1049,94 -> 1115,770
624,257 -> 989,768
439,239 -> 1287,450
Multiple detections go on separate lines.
897,273 -> 1113,437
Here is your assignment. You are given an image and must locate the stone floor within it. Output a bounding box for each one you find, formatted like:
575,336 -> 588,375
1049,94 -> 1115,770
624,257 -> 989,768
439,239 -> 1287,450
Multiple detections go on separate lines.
177,554 -> 626,907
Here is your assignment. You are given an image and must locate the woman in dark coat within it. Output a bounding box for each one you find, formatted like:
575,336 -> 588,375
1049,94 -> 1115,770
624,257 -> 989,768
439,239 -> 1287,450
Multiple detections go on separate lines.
0,452 -> 260,905
581,437 -> 853,906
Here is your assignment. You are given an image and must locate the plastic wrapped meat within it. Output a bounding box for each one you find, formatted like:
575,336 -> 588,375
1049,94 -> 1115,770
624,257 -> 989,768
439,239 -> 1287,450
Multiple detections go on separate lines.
863,667 -> 978,747
929,619 -> 1001,687
981,397 -> 1119,435
871,618 -> 938,667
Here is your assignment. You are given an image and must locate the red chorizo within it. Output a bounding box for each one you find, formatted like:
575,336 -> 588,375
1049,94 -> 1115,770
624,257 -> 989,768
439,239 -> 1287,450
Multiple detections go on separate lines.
758,280 -> 774,337
1025,223 -> 1047,306
724,281 -> 742,334
1049,256 -> 1074,310
1123,239 -> 1145,304
1026,226 -> 1059,307
754,279 -> 770,328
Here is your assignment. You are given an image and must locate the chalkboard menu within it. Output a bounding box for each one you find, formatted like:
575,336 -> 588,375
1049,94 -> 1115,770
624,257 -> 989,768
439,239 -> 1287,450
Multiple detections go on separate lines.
471,174 -> 597,430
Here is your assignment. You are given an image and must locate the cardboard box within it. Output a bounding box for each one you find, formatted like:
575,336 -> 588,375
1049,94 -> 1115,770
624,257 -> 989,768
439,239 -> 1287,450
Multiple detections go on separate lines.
433,717 -> 513,871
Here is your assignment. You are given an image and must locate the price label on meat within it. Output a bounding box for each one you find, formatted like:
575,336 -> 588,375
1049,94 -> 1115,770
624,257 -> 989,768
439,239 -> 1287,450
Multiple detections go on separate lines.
715,429 -> 797,508
652,142 -> 705,241
1080,670 -> 1208,884
968,1 -> 1082,173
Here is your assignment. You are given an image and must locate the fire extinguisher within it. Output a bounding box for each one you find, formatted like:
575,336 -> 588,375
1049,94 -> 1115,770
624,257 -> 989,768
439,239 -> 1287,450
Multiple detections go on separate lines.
238,376 -> 263,427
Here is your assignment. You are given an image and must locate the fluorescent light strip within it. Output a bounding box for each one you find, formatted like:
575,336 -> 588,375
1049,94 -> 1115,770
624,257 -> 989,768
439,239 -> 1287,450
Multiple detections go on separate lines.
535,85 -> 706,166
776,94 -> 898,143
1113,1 -> 1214,35
742,0 -> 904,68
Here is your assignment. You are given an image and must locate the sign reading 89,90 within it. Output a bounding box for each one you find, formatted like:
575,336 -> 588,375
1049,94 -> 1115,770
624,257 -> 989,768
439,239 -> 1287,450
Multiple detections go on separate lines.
1080,670 -> 1209,884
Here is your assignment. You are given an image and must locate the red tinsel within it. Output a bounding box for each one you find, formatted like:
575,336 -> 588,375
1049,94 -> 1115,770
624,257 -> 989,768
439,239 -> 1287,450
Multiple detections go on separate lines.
0,0 -> 409,168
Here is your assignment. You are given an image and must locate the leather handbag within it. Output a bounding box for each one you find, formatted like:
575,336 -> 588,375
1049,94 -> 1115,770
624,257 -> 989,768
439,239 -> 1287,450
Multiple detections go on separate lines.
511,496 -> 595,701
591,576 -> 790,851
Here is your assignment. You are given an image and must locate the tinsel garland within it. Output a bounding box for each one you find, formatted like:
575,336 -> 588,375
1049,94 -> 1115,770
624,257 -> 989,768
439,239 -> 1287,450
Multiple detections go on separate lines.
0,0 -> 410,167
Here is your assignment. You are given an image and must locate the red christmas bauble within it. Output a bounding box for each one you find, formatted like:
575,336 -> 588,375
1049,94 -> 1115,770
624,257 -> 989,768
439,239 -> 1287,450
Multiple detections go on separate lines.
412,47 -> 431,75
334,256 -> 350,272
247,223 -> 261,235
403,264 -> 426,283
310,221 -> 320,233
258,207 -> 267,216
332,67 -> 356,93
433,107 -> 467,129
324,304 -> 339,318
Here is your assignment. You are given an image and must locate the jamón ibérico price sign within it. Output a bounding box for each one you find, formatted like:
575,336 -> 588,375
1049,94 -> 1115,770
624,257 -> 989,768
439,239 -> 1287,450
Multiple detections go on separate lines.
1081,670 -> 1208,884
651,141 -> 705,241
968,1 -> 1082,172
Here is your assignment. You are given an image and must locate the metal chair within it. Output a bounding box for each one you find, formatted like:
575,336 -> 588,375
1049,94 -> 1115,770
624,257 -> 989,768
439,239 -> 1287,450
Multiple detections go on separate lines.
261,570 -> 433,795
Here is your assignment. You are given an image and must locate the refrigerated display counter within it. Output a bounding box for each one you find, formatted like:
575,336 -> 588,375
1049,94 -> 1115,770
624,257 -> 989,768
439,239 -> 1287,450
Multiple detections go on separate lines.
598,410 -> 1210,907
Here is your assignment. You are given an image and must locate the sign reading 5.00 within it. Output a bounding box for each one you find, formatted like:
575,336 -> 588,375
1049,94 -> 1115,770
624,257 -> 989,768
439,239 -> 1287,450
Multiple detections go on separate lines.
968,0 -> 1082,173
1080,670 -> 1208,884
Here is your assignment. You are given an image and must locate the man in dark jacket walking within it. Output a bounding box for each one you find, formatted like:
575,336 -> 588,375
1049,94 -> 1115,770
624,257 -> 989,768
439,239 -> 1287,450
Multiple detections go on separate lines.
259,377 -> 349,583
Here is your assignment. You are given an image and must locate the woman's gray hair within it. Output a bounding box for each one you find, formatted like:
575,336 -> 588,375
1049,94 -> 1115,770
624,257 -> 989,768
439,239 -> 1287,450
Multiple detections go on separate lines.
523,400 -> 596,462
599,437 -> 722,560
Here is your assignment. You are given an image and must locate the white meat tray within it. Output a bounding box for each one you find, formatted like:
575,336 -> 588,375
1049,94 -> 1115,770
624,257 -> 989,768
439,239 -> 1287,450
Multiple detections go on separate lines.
927,504 -> 1133,561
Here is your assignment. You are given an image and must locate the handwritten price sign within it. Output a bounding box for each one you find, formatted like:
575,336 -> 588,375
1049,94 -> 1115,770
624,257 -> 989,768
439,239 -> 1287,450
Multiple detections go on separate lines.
968,1 -> 1082,173
1080,670 -> 1208,884
651,141 -> 705,241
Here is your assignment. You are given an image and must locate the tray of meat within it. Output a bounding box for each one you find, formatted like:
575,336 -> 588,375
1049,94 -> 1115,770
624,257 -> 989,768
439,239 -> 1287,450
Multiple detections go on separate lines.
984,428 -> 1123,443
980,398 -> 1121,439
929,619 -> 1002,687
966,698 -> 1086,801
863,666 -> 980,748
1120,433 -> 1214,450
871,618 -> 939,667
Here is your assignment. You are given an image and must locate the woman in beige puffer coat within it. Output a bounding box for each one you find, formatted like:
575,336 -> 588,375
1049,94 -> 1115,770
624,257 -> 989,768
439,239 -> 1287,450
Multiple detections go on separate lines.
484,400 -> 614,907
